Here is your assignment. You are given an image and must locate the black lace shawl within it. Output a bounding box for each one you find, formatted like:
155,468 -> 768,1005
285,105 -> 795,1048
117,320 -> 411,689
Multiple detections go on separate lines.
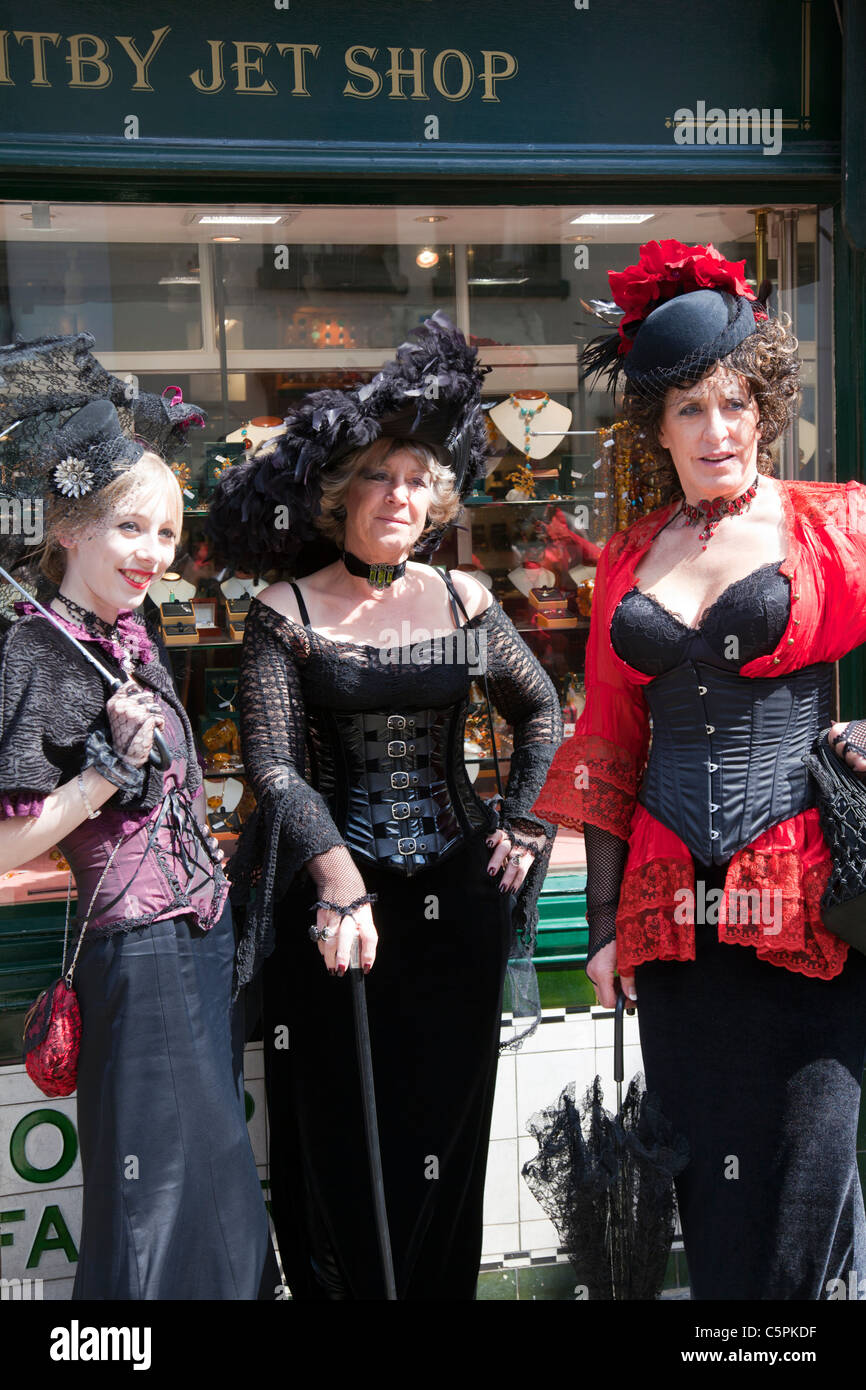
0,613 -> 202,816
229,595 -> 562,992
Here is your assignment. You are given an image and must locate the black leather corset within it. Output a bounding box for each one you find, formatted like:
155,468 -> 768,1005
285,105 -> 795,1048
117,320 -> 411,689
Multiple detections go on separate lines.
640,661 -> 833,865
305,701 -> 490,875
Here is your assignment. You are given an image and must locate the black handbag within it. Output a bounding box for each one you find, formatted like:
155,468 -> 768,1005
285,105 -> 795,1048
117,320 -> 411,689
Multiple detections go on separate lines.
803,731 -> 866,953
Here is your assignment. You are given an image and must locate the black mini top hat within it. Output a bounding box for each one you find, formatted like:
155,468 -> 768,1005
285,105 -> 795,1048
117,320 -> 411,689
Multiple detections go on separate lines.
48,399 -> 143,500
0,331 -> 207,487
581,239 -> 770,399
208,311 -> 490,575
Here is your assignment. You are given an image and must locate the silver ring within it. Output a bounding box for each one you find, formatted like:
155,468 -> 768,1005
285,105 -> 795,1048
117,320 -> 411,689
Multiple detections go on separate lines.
507,851 -> 524,866
308,925 -> 335,943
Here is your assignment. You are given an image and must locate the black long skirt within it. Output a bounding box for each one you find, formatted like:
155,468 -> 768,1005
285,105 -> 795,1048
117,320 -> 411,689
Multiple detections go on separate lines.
72,903 -> 275,1300
263,832 -> 513,1300
635,880 -> 866,1301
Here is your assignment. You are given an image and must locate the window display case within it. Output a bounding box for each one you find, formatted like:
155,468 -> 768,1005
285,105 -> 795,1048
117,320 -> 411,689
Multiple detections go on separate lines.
0,198 -> 835,1007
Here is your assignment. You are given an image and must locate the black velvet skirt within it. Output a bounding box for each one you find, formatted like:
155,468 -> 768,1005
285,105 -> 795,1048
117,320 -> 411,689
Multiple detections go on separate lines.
263,831 -> 513,1300
72,902 -> 275,1300
635,868 -> 866,1301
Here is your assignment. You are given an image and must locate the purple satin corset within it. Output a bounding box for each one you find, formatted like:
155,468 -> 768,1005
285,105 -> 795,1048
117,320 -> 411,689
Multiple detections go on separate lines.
59,703 -> 228,936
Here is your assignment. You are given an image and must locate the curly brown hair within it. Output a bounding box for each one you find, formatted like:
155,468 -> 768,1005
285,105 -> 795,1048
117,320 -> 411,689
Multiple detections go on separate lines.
621,316 -> 801,506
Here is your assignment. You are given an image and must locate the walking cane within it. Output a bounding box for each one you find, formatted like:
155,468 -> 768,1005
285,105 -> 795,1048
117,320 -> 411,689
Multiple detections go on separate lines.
0,565 -> 170,770
349,935 -> 398,1299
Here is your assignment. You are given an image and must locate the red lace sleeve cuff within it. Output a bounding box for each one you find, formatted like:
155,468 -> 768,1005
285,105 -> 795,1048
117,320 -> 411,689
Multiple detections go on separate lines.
533,735 -> 639,839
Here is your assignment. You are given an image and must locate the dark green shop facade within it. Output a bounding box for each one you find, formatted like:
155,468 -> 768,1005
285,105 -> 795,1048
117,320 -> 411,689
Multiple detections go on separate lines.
0,0 -> 864,1053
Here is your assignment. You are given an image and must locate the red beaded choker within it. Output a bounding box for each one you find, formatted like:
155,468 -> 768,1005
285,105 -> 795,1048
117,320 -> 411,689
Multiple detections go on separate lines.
680,476 -> 759,549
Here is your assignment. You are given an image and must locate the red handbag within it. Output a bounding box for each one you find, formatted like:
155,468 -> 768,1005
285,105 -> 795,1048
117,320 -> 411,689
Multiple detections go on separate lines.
22,831 -> 130,1096
23,977 -> 82,1097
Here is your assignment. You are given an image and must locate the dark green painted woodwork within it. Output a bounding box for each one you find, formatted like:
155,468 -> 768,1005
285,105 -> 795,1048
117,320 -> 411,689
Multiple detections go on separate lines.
833,204 -> 866,716
0,874 -> 589,1064
843,0 -> 866,250
0,0 -> 841,176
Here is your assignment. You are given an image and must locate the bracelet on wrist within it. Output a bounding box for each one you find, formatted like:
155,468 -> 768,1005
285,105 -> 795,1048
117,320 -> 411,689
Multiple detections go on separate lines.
77,771 -> 101,820
84,730 -> 146,794
312,892 -> 378,919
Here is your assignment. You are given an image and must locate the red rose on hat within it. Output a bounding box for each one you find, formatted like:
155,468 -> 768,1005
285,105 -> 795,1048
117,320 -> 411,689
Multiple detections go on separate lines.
610,240 -> 764,355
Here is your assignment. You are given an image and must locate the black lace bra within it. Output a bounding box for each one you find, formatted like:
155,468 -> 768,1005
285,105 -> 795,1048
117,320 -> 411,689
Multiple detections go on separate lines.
610,561 -> 790,676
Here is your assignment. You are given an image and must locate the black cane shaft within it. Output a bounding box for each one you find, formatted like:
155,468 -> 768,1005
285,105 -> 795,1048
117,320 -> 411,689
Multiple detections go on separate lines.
350,964 -> 398,1300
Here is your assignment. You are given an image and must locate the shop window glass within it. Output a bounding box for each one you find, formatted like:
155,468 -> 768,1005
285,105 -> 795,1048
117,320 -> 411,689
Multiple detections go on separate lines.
218,242 -> 455,350
1,242 -> 203,351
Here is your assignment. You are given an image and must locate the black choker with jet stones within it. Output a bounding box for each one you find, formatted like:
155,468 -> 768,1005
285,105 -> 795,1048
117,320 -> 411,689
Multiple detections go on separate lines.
341,551 -> 408,588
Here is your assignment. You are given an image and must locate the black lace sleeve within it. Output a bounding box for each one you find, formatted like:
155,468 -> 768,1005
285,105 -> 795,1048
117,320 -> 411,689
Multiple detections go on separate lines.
230,599 -> 363,989
583,822 -> 628,966
483,601 -> 563,951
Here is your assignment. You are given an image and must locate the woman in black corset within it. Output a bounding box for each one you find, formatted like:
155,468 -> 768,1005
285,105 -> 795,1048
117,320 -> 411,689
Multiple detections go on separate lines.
208,315 -> 561,1299
536,240 -> 866,1299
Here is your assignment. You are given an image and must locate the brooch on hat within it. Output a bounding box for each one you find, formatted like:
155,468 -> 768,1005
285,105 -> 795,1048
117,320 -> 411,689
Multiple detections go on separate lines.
53,455 -> 95,499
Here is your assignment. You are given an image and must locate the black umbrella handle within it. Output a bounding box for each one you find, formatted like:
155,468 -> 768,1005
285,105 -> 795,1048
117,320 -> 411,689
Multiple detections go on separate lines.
614,986 -> 626,1113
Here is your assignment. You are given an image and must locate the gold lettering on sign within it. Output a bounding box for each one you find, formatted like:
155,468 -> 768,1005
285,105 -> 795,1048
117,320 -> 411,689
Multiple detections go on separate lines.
386,47 -> 428,100
13,31 -> 60,87
115,26 -> 171,92
190,40 -> 225,94
0,31 -> 12,85
275,43 -> 320,96
66,33 -> 113,89
231,41 -> 275,94
480,50 -> 518,102
344,46 -> 381,99
432,49 -> 473,102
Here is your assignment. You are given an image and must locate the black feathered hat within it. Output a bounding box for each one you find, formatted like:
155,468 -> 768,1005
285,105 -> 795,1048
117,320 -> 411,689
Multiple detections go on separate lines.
208,311 -> 490,576
580,239 -> 771,399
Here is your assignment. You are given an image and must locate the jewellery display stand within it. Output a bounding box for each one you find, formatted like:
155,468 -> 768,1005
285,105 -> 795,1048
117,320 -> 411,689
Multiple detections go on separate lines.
489,393 -> 572,460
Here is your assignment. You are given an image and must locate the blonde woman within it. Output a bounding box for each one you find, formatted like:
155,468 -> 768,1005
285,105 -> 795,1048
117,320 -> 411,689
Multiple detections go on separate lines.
210,316 -> 562,1299
0,398 -> 273,1299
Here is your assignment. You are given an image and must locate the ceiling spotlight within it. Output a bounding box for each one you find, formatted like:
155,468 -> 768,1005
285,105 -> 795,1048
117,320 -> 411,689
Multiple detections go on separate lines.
569,213 -> 655,225
212,235 -> 241,243
415,215 -> 448,224
416,248 -> 439,268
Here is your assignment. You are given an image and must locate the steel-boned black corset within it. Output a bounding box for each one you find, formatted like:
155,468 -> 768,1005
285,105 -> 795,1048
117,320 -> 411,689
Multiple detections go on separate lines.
305,702 -> 490,875
639,661 -> 833,866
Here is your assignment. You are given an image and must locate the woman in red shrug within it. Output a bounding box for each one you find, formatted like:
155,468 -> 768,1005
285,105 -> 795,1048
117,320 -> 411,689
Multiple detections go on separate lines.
535,241 -> 866,1301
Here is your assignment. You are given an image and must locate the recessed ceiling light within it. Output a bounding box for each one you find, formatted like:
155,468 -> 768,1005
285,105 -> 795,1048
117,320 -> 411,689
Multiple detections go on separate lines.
212,235 -> 241,243
564,235 -> 594,243
159,275 -> 200,285
569,213 -> 655,225
415,215 -> 448,224
468,277 -> 529,286
195,214 -> 285,226
416,248 -> 439,268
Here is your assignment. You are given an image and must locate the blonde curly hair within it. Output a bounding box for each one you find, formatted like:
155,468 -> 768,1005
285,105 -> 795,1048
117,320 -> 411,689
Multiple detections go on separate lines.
316,437 -> 460,549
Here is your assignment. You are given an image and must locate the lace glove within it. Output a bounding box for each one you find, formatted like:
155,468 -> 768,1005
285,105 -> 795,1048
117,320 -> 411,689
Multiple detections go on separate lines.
106,680 -> 165,768
830,720 -> 866,771
583,822 -> 629,966
305,845 -> 377,976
